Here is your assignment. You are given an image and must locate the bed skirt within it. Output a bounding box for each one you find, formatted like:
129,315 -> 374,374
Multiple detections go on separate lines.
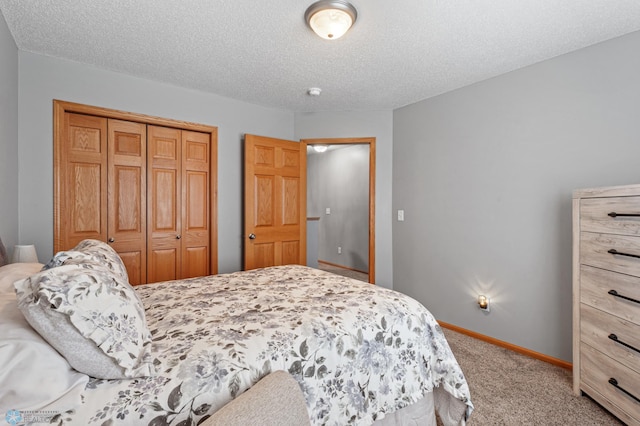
373,386 -> 468,426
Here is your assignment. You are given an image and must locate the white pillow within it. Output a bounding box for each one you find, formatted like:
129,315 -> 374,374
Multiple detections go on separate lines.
14,264 -> 155,379
0,264 -> 88,411
0,263 -> 43,293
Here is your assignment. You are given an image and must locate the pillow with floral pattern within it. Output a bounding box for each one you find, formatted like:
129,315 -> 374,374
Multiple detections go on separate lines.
42,239 -> 129,284
14,264 -> 155,379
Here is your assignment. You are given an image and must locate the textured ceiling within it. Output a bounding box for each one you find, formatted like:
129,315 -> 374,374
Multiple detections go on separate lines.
1,1 -> 640,112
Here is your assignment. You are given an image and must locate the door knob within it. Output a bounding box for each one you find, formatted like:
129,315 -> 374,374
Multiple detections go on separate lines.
108,237 -> 115,243
248,233 -> 256,240
176,235 -> 181,239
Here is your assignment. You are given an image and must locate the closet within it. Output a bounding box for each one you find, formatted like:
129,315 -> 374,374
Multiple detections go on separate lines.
54,100 -> 217,285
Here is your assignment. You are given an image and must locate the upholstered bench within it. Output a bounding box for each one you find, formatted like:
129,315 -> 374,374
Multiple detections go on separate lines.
203,371 -> 310,426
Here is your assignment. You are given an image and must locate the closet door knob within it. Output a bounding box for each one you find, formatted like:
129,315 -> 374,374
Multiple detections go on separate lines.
176,235 -> 181,240
108,237 -> 115,243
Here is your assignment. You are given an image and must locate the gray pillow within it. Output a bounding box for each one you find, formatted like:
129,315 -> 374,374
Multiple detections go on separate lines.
14,264 -> 155,379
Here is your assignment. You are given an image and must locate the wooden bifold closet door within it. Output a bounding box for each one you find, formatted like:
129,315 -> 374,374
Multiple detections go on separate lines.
108,119 -> 148,284
54,100 -> 217,285
147,125 -> 211,283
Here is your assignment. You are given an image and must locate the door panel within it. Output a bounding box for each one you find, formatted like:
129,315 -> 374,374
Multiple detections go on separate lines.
282,177 -> 300,225
150,248 -> 178,282
69,163 -> 103,235
282,241 -> 300,265
147,126 -> 181,283
108,119 -> 146,285
254,176 -> 275,226
184,246 -> 209,278
182,130 -> 211,278
185,171 -> 207,228
57,113 -> 108,250
152,169 -> 178,230
244,134 -> 306,270
253,243 -> 276,269
282,148 -> 300,169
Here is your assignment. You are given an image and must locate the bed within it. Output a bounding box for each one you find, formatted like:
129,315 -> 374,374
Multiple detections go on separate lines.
0,239 -> 473,425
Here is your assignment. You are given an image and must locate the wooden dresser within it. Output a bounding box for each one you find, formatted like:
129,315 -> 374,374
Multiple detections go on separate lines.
573,184 -> 640,425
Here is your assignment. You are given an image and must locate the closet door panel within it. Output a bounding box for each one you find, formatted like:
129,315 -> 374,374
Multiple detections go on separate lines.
182,131 -> 211,278
148,125 -> 182,283
57,113 -> 108,250
149,248 -> 179,283
69,164 -> 103,235
184,246 -> 209,278
108,119 -> 147,285
151,169 -> 178,231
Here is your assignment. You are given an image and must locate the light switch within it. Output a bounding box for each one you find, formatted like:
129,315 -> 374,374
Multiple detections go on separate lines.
397,210 -> 404,221
326,208 -> 331,215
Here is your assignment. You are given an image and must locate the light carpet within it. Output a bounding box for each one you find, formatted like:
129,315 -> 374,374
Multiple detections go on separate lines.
439,328 -> 623,425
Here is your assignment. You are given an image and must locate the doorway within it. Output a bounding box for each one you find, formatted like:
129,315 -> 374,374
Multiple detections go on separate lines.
302,137 -> 375,284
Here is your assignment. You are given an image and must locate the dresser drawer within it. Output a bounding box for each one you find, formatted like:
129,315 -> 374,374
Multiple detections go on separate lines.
581,197 -> 640,236
581,343 -> 640,422
581,232 -> 640,278
581,265 -> 640,325
581,303 -> 640,373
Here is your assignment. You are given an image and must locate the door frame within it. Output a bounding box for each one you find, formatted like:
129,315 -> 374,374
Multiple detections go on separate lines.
301,137 -> 375,284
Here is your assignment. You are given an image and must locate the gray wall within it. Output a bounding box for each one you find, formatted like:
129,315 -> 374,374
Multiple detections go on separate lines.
0,11 -> 19,254
17,52 -> 294,273
307,145 -> 369,272
393,31 -> 640,362
295,110 -> 394,289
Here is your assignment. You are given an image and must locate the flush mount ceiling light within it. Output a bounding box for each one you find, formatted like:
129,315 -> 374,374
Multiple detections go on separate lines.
305,0 -> 357,40
313,145 -> 329,153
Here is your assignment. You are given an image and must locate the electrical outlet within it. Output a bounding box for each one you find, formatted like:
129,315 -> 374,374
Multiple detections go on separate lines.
325,208 -> 331,215
397,210 -> 405,221
338,246 -> 342,254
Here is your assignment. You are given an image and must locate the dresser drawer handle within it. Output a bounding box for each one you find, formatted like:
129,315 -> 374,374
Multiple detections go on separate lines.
608,334 -> 640,354
608,212 -> 640,218
608,289 -> 640,305
608,248 -> 640,259
609,378 -> 640,404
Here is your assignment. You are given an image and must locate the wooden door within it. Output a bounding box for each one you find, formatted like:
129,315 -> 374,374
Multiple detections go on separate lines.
108,119 -> 147,285
147,125 -> 182,283
244,134 -> 306,270
55,113 -> 108,251
181,130 -> 211,278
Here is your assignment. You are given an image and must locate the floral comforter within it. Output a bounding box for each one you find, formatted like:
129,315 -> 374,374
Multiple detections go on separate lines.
69,265 -> 472,425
